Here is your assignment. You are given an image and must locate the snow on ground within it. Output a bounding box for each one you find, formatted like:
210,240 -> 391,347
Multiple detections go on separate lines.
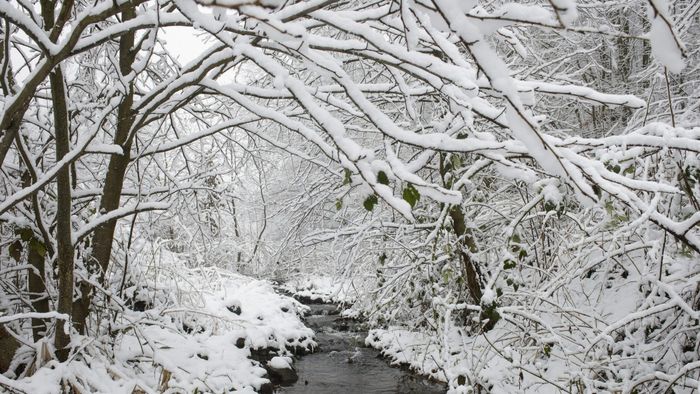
365,253 -> 700,393
268,356 -> 293,370
3,251 -> 315,393
366,324 -> 563,394
279,275 -> 356,304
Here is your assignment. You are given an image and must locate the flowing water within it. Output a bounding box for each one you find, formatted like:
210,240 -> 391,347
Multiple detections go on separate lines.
277,303 -> 447,394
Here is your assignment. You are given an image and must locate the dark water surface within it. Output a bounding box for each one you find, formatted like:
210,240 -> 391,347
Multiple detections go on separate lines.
277,304 -> 446,394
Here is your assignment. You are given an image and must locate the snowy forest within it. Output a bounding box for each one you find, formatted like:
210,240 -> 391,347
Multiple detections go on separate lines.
0,0 -> 698,393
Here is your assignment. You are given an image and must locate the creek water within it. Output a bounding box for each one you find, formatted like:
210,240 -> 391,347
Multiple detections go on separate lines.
277,303 -> 446,394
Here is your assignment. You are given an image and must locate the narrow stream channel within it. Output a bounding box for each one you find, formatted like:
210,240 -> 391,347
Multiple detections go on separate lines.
277,303 -> 447,393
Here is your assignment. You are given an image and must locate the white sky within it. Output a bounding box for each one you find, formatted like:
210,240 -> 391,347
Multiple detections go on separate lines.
161,26 -> 252,83
162,26 -> 212,65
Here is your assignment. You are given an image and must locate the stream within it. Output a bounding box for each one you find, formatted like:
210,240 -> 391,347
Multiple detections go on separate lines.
276,303 -> 447,393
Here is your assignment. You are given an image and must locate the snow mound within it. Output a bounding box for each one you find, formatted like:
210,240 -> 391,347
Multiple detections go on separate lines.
4,255 -> 315,393
268,356 -> 293,370
280,275 -> 355,304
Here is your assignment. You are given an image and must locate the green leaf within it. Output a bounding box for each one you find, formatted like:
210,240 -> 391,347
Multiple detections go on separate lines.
17,228 -> 33,242
343,169 -> 352,185
377,171 -> 389,185
442,269 -> 452,283
363,194 -> 378,211
402,184 -> 420,208
503,260 -> 516,270
479,300 -> 501,330
443,162 -> 452,173
544,200 -> 557,212
604,200 -> 614,214
9,240 -> 22,262
29,239 -> 46,258
543,344 -> 551,357
450,155 -> 462,170
604,161 -> 620,174
614,214 -> 628,223
335,199 -> 343,211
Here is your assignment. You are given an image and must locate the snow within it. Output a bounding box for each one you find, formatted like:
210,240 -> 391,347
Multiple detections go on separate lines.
0,100 -> 115,215
366,253 -> 699,393
480,287 -> 495,305
647,0 -> 686,73
7,252 -> 315,393
268,356 -> 293,370
549,0 -> 578,26
197,0 -> 285,7
1,1 -> 698,393
536,179 -> 563,205
0,312 -> 69,324
72,202 -> 171,244
281,275 -> 355,304
115,325 -> 268,393
517,80 -> 645,108
84,143 -> 125,155
0,2 -> 56,54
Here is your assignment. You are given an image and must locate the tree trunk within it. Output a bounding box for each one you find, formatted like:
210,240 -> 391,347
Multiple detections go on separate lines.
449,206 -> 483,304
18,171 -> 51,343
50,66 -> 74,362
41,0 -> 75,361
73,5 -> 136,333
28,238 -> 49,343
0,326 -> 20,373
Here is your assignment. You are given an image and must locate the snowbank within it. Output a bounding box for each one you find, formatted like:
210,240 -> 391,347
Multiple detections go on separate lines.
279,275 -> 356,304
3,254 -> 315,393
366,254 -> 700,393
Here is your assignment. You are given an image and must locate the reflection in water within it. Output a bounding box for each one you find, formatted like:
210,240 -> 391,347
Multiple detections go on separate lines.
277,304 -> 446,394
